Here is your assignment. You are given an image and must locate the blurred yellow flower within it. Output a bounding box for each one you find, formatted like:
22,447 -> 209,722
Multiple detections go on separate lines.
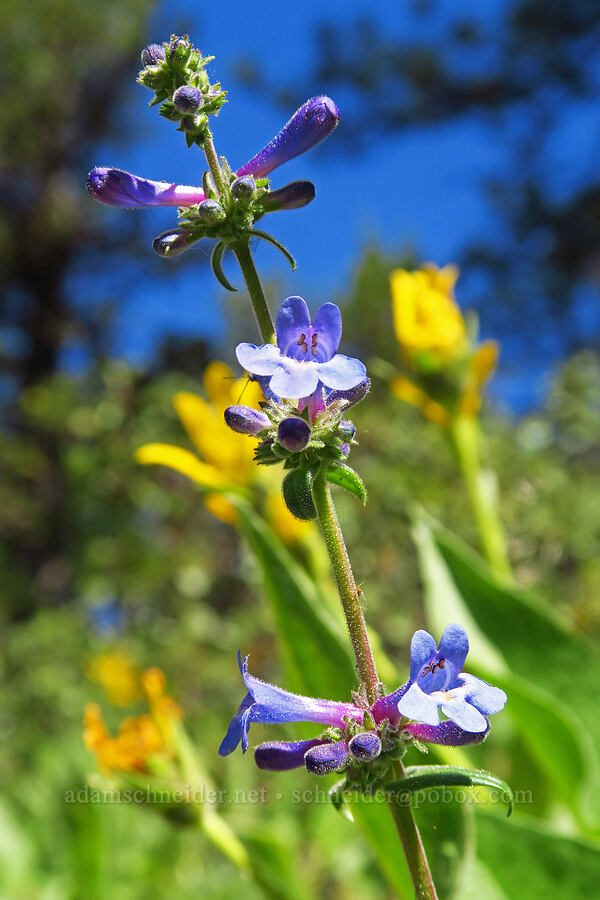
86,650 -> 141,706
391,263 -> 465,358
83,667 -> 181,774
459,340 -> 499,417
390,375 -> 450,426
136,360 -> 309,541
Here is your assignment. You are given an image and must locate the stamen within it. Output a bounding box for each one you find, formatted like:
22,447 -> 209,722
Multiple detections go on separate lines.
438,658 -> 446,669
297,333 -> 306,344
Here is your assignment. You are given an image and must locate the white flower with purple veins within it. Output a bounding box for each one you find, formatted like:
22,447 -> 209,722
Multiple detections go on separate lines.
236,296 -> 367,400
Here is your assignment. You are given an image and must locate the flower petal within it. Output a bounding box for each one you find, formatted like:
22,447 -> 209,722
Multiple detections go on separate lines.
135,443 -> 231,489
409,629 -> 437,681
236,342 -> 282,376
218,692 -> 254,756
406,720 -> 490,746
397,683 -> 441,727
269,358 -> 320,399
276,296 -> 312,355
315,355 -> 367,391
325,377 -> 371,409
312,303 -> 342,360
460,674 -> 507,716
304,739 -> 349,775
254,739 -> 327,771
440,696 -> 488,733
438,623 -> 469,675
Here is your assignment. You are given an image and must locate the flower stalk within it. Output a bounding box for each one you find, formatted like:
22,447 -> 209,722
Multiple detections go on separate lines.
449,414 -> 512,580
232,238 -> 276,344
387,761 -> 440,900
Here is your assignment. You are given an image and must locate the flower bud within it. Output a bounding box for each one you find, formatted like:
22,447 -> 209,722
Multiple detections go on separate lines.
87,167 -> 205,208
167,36 -> 191,68
152,228 -> 191,258
224,405 -> 270,435
277,417 -> 311,452
141,43 -> 165,67
338,420 -> 356,441
327,377 -> 371,409
172,85 -> 202,114
262,181 -> 315,212
348,732 -> 382,761
197,199 -> 226,224
255,739 -> 327,771
181,113 -> 208,133
231,176 -> 256,202
304,739 -> 349,775
238,96 -> 340,179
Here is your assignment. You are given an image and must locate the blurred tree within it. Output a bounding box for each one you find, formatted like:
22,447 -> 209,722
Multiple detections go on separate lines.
238,0 -> 600,359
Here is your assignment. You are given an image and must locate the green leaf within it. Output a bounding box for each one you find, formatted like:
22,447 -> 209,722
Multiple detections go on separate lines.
232,498 -> 355,697
411,513 -> 600,826
248,228 -> 296,270
211,241 -> 237,291
385,765 -> 514,816
326,462 -> 367,505
471,811 -> 600,900
282,468 -> 317,520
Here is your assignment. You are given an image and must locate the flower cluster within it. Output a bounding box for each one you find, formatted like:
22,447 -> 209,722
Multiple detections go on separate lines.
84,667 -> 182,774
137,36 -> 227,147
390,264 -> 498,425
224,296 -> 369,518
88,91 -> 339,273
220,625 -> 506,785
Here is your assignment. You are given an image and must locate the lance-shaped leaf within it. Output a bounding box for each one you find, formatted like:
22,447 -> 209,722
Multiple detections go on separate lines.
385,765 -> 514,817
326,461 -> 367,504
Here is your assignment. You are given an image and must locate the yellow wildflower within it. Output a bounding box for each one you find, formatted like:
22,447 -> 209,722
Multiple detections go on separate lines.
391,264 -> 465,359
136,360 -> 309,541
390,375 -> 450,426
83,667 -> 181,774
459,340 -> 499,417
86,649 -> 141,706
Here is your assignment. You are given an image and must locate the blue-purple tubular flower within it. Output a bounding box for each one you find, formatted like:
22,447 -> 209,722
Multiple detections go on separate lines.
219,652 -> 363,756
236,296 -> 366,400
262,181 -> 316,212
237,96 -> 340,179
87,167 -> 206,208
254,739 -> 328,771
396,624 -> 507,734
406,721 -> 490,746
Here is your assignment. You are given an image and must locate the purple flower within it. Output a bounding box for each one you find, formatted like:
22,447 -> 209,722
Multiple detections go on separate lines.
87,168 -> 206,208
236,296 -> 366,401
218,652 -> 363,756
88,96 -> 338,211
277,417 -> 311,451
224,405 -> 270,435
391,624 -> 506,735
237,96 -> 340,179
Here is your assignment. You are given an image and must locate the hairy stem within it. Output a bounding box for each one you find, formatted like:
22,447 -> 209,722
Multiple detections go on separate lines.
232,239 -> 276,344
202,133 -> 226,196
387,761 -> 439,900
311,468 -> 379,704
450,414 -> 512,580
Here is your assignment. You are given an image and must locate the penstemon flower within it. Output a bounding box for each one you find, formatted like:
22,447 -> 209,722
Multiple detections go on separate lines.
236,296 -> 366,401
219,624 -> 506,777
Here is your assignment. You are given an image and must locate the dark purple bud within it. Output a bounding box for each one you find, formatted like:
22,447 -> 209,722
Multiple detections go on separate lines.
231,176 -> 256,202
406,721 -> 490,746
262,181 -> 315,212
237,96 -> 340,179
141,43 -> 165,67
327,377 -> 371,410
152,228 -> 192,258
348,732 -> 382,761
255,739 -> 328,771
224,405 -> 270,435
173,85 -> 202,114
338,420 -> 355,441
278,417 -> 311,452
304,739 -> 349,775
197,198 -> 226,224
87,167 -> 205,209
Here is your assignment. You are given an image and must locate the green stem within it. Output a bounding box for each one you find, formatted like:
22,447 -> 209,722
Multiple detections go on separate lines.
450,414 -> 512,579
232,238 -> 276,344
202,133 -> 226,195
387,761 -> 439,900
311,468 -> 379,704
